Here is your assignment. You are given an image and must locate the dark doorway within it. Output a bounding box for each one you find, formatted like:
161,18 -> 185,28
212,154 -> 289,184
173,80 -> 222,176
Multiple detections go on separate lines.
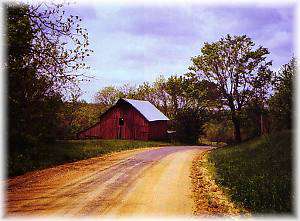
119,117 -> 124,126
117,117 -> 124,139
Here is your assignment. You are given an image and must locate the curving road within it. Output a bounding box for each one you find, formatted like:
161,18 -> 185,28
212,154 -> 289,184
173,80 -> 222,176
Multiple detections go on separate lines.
6,146 -> 211,217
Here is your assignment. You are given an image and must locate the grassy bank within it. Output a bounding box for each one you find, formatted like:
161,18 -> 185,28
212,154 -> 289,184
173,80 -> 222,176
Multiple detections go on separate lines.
207,130 -> 293,214
8,139 -> 171,177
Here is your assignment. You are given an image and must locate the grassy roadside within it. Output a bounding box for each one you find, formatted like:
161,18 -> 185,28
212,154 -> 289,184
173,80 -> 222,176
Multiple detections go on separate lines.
207,130 -> 293,214
8,139 -> 172,177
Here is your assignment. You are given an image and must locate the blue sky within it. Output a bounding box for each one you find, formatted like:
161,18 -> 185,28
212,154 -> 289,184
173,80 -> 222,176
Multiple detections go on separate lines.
66,3 -> 295,102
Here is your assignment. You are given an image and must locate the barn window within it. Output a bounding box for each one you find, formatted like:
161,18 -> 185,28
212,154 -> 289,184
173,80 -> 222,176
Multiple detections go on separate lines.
119,117 -> 124,126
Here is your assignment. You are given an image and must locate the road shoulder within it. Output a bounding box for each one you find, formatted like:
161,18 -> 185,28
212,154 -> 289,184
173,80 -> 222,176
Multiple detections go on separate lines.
190,151 -> 246,216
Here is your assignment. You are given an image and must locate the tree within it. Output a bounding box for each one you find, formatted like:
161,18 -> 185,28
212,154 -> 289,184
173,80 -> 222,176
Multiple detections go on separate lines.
173,107 -> 207,144
164,76 -> 185,117
94,86 -> 124,107
6,3 -> 92,149
189,34 -> 272,142
182,75 -> 221,110
7,5 -> 61,148
269,58 -> 295,130
119,83 -> 137,99
134,82 -> 156,104
24,3 -> 92,92
57,101 -> 102,138
152,76 -> 169,114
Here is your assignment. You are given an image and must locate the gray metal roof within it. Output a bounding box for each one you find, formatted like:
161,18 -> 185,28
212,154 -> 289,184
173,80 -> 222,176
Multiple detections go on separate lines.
122,98 -> 169,121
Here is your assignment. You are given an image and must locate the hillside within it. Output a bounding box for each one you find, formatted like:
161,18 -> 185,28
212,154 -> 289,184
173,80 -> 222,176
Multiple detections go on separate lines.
207,130 -> 293,214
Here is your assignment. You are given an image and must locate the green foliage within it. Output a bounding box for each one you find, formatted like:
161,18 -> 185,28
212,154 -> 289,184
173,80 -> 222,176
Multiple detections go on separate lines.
8,139 -> 171,177
207,131 -> 293,214
94,76 -> 171,117
134,81 -> 162,108
164,76 -> 185,117
182,76 -> 221,109
202,120 -> 234,143
240,103 -> 263,138
57,102 -> 103,138
269,58 -> 295,130
94,86 -> 125,107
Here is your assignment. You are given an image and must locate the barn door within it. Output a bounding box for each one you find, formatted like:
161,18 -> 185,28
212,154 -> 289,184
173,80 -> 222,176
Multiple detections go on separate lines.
117,117 -> 124,139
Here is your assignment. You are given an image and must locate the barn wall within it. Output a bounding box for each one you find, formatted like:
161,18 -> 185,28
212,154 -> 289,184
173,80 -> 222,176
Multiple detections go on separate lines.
149,121 -> 168,140
117,103 -> 150,140
78,105 -> 118,139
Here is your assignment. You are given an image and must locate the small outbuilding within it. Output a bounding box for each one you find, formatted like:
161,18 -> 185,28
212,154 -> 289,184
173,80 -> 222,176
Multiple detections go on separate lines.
77,98 -> 170,141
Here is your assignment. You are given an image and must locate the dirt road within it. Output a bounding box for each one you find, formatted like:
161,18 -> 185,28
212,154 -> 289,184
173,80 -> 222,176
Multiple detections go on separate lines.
6,146 -> 211,217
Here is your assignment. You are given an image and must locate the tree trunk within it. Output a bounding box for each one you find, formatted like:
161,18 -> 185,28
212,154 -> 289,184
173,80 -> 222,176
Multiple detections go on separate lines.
231,113 -> 242,143
260,113 -> 263,135
228,98 -> 242,143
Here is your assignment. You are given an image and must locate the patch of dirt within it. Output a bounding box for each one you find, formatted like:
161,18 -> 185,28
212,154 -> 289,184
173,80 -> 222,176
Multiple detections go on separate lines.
190,152 -> 249,216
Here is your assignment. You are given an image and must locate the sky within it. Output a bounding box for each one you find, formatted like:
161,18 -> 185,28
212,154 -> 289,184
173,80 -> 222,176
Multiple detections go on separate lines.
65,3 -> 295,102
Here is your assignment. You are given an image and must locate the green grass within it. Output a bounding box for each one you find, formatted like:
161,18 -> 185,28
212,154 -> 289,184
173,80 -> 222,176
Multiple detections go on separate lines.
207,130 -> 294,214
8,139 -> 172,177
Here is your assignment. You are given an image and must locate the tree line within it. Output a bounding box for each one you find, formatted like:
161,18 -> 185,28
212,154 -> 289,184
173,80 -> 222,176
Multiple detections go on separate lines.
7,2 -> 295,152
88,52 -> 294,144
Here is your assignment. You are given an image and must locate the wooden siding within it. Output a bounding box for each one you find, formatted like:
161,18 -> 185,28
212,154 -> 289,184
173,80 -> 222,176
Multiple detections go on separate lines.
149,121 -> 168,140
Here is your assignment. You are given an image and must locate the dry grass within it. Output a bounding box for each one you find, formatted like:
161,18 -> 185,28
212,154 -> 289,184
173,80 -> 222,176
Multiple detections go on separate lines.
190,152 -> 249,217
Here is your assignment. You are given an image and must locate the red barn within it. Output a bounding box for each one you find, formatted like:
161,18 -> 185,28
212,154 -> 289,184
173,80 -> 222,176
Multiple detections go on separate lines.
77,98 -> 169,141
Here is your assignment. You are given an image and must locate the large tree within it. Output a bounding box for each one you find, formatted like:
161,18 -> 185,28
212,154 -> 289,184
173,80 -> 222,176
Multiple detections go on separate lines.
24,3 -> 92,92
189,34 -> 272,142
6,3 -> 92,148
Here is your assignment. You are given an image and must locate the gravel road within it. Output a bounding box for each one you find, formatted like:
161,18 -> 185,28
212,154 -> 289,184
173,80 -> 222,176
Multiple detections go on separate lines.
6,146 -> 211,217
